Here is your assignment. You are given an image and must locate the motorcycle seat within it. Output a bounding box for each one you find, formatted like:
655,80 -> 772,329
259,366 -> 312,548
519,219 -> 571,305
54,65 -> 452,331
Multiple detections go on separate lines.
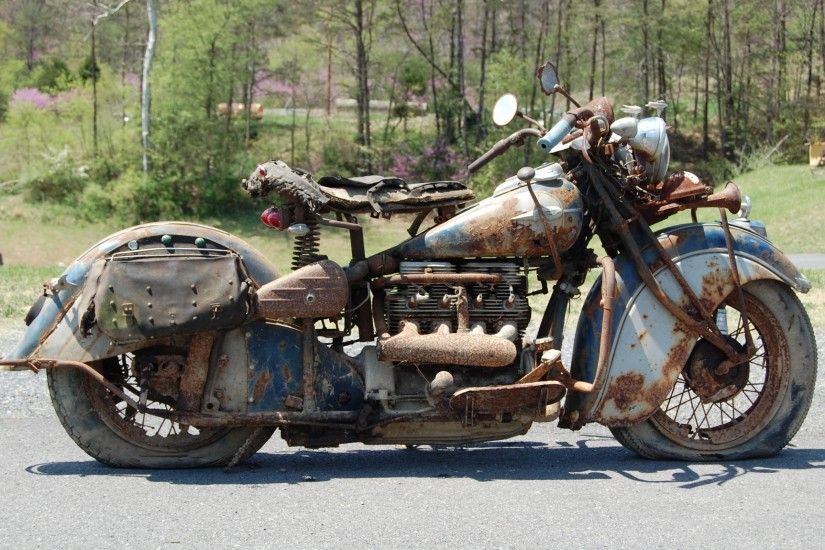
317,174 -> 474,214
243,159 -> 474,215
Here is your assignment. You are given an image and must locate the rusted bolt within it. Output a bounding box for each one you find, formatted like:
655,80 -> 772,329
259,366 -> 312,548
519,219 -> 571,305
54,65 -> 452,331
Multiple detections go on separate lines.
214,389 -> 225,399
305,292 -> 316,304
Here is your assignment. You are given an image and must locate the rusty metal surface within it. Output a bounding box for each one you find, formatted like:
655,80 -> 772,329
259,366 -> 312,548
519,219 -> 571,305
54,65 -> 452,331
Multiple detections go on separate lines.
449,380 -> 566,418
176,333 -> 214,411
589,170 -> 742,362
641,181 -> 741,223
372,272 -> 503,288
378,321 -> 517,367
256,260 -> 348,320
564,222 -> 808,429
397,177 -> 583,260
364,416 -> 531,445
586,249 -> 786,425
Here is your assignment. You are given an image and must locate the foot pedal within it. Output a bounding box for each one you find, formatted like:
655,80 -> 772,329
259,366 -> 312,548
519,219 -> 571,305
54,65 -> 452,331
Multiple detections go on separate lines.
450,381 -> 566,425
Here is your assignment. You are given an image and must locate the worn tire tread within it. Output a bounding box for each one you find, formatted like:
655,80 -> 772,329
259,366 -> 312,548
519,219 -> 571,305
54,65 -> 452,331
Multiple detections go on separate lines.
47,367 -> 274,468
611,280 -> 817,461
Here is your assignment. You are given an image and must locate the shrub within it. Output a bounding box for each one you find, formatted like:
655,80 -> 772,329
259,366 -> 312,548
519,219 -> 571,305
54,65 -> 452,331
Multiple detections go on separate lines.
23,146 -> 88,202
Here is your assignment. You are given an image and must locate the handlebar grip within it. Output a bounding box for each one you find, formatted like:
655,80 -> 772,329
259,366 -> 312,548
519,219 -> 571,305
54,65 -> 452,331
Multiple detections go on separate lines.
537,114 -> 575,152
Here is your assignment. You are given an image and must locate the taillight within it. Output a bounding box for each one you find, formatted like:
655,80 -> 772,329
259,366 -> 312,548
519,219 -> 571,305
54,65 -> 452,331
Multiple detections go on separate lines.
260,207 -> 283,229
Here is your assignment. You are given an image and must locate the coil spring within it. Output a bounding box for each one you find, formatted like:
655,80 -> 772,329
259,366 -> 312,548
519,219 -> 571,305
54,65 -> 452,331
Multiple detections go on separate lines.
291,216 -> 321,269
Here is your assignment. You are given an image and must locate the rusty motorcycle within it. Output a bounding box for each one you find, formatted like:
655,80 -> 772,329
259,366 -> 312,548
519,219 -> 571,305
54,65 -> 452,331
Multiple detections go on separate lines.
1,62 -> 817,467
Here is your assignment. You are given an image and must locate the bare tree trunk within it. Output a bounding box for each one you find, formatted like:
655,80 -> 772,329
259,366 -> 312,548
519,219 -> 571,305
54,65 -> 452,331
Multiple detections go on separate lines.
121,4 -> 130,128
549,0 -> 565,120
804,7 -> 817,135
141,0 -> 157,175
656,0 -> 667,98
600,15 -> 606,96
456,0 -> 468,158
589,0 -> 600,100
819,0 -> 825,99
354,0 -> 372,169
325,24 -> 333,118
702,0 -> 712,159
721,0 -> 735,159
243,19 -> 257,144
490,2 -> 498,53
527,0 -> 550,163
91,0 -> 99,158
641,0 -> 650,101
476,0 -> 490,144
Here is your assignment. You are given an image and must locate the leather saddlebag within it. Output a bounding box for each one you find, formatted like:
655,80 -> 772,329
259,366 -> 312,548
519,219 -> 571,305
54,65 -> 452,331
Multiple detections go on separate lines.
93,247 -> 252,342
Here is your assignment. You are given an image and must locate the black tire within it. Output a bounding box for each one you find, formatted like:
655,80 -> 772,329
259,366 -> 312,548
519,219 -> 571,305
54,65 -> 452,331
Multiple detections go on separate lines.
611,280 -> 817,461
47,360 -> 274,469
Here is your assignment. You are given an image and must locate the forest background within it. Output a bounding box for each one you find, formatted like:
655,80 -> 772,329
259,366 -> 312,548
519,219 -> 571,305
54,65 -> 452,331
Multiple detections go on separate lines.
0,0 -> 823,223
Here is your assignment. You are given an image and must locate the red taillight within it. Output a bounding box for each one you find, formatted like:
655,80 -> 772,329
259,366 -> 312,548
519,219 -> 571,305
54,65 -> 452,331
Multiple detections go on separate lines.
260,207 -> 283,229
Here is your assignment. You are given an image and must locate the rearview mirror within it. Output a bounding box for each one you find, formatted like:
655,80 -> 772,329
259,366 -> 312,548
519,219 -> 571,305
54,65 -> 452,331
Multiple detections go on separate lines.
536,61 -> 559,95
492,94 -> 519,127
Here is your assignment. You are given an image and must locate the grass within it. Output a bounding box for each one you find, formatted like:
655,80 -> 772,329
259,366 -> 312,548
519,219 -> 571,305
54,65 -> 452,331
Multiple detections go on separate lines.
653,164 -> 825,252
0,265 -> 61,332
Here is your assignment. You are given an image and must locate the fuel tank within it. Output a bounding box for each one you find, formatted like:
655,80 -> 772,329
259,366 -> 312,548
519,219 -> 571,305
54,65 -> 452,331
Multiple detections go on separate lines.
398,164 -> 583,259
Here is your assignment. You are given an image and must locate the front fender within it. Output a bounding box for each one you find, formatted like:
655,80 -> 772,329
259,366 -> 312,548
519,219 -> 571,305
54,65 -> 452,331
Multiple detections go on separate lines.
563,222 -> 809,428
7,221 -> 278,362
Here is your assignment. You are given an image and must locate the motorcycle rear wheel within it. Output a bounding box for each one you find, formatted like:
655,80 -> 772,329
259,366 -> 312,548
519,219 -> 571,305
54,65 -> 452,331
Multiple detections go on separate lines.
611,280 -> 817,461
47,347 -> 274,468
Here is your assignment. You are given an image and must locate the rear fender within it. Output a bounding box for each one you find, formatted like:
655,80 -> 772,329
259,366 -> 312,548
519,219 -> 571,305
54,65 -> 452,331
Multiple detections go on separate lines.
563,222 -> 809,428
8,222 -> 278,362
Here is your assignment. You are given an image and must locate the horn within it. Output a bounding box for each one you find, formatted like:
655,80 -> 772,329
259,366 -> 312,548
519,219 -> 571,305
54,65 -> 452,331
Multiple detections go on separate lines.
701,181 -> 742,213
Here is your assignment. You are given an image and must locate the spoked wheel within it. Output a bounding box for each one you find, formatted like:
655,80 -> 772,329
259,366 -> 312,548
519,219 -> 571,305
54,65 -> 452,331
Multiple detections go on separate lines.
611,280 -> 817,460
48,344 -> 274,468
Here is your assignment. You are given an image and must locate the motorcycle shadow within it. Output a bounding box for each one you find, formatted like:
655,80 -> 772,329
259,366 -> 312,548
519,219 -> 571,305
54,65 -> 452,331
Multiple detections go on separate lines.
25,433 -> 825,489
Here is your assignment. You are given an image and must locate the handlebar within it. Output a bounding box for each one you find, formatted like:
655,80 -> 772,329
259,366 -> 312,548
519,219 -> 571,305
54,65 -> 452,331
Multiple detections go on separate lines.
468,97 -> 614,175
467,128 -> 543,174
536,113 -> 576,152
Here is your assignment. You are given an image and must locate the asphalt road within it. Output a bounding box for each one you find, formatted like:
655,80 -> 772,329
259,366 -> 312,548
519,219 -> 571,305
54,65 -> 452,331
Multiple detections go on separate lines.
1,326 -> 824,549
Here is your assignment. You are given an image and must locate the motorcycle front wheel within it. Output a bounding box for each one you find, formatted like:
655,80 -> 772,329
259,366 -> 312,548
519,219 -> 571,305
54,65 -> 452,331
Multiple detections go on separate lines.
611,280 -> 817,461
47,345 -> 274,468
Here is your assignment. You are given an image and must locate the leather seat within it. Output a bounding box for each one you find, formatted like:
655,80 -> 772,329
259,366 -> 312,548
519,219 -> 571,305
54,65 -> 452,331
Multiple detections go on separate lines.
243,160 -> 474,215
317,174 -> 474,214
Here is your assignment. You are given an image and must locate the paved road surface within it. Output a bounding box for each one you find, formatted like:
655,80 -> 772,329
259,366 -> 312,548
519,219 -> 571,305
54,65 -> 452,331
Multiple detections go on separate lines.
1,327 -> 824,549
789,253 -> 825,270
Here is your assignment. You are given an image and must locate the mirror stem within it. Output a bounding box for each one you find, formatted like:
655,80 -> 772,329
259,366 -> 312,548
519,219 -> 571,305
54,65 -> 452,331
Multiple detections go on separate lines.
516,111 -> 547,133
553,85 -> 580,108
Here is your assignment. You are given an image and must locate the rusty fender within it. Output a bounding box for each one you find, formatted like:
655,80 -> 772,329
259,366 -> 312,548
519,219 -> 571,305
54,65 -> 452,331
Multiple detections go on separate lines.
5,222 -> 278,364
561,222 -> 810,429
